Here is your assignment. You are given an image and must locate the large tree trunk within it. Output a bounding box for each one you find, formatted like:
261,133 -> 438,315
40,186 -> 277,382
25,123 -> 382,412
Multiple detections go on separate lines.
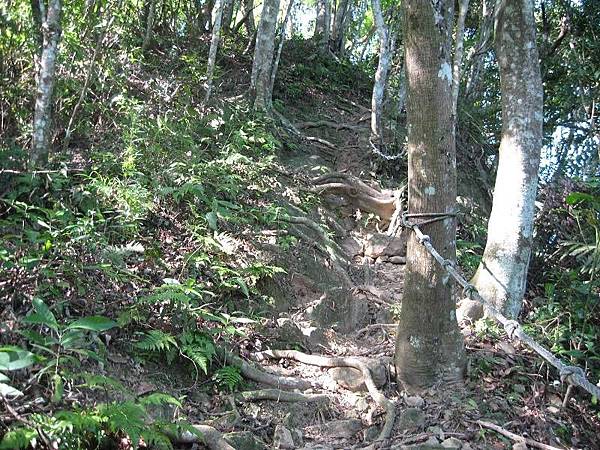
249,0 -> 280,111
394,0 -> 465,392
370,0 -> 392,144
221,0 -> 235,29
142,0 -> 156,52
204,0 -> 225,103
470,0 -> 543,319
314,0 -> 331,51
31,0 -> 62,168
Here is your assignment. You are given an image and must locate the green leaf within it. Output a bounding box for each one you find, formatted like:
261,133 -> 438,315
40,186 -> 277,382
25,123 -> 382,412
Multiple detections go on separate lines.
0,382 -> 23,397
205,211 -> 218,230
66,316 -> 118,332
0,373 -> 9,382
19,330 -> 58,347
0,347 -> 37,371
0,427 -> 36,449
24,298 -> 58,331
60,330 -> 85,349
51,374 -> 64,403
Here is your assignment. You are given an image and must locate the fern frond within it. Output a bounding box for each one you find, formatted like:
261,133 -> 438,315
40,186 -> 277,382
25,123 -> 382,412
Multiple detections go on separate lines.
135,330 -> 178,352
138,392 -> 182,408
213,366 -> 243,392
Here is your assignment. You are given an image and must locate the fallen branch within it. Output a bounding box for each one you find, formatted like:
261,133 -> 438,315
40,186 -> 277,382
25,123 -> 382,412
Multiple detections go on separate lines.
216,348 -> 314,391
253,350 -> 395,442
475,420 -> 564,450
235,389 -> 328,403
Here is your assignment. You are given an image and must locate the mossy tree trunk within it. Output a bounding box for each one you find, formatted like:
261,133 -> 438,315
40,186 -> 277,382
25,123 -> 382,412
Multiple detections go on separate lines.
314,0 -> 331,51
394,0 -> 466,392
470,0 -> 543,319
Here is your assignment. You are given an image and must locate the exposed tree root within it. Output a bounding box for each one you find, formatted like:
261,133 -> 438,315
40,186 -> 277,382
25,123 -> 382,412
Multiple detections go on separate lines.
235,388 -> 329,403
310,172 -> 398,221
253,349 -> 395,443
281,215 -> 348,262
217,348 -> 314,391
296,120 -> 365,132
175,424 -> 236,450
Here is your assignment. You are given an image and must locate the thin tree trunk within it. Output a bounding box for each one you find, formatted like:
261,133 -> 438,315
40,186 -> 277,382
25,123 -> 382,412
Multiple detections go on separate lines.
394,0 -> 465,392
370,0 -> 392,143
242,0 -> 256,34
470,0 -> 543,319
451,0 -> 469,115
331,0 -> 349,55
314,0 -> 331,51
204,0 -> 225,104
31,0 -> 62,168
30,0 -> 43,54
222,0 -> 235,29
142,0 -> 156,52
63,12 -> 115,150
464,0 -> 494,98
249,0 -> 280,111
270,0 -> 295,95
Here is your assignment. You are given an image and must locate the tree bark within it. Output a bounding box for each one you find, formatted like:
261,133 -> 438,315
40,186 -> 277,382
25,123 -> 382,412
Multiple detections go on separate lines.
142,0 -> 156,52
30,0 -> 62,168
470,0 -> 543,319
394,0 -> 466,392
249,0 -> 280,111
242,0 -> 256,34
222,0 -> 235,29
464,0 -> 494,99
370,0 -> 392,144
204,0 -> 225,103
451,0 -> 469,115
331,0 -> 349,55
314,0 -> 331,51
270,0 -> 295,95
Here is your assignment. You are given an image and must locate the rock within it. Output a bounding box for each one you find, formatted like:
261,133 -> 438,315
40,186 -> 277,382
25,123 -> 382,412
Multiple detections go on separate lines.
394,436 -> 444,449
364,233 -> 406,258
322,419 -> 363,439
224,431 -> 267,450
427,426 -> 444,440
273,425 -> 295,449
389,255 -> 407,264
299,325 -> 326,349
512,443 -> 528,450
397,408 -> 425,432
405,395 -> 425,407
273,318 -> 308,349
329,363 -> 387,392
457,299 -> 484,322
441,437 -> 462,448
341,236 -> 363,257
363,425 -> 380,441
301,445 -> 334,450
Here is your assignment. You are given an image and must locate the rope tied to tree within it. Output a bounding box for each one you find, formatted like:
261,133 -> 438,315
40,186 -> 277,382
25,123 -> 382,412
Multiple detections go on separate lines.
399,216 -> 600,399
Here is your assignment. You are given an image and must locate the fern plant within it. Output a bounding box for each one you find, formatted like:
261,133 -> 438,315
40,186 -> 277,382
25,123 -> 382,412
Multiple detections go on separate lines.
212,365 -> 243,392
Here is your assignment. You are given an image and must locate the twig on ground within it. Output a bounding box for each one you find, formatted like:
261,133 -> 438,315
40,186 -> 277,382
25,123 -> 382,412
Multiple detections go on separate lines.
475,420 -> 565,450
176,424 -> 236,450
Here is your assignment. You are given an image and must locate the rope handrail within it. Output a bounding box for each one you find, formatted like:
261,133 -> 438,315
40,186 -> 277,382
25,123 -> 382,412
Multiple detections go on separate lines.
401,212 -> 600,399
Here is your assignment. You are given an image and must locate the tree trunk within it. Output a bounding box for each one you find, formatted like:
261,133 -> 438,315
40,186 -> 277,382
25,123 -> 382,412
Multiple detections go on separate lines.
242,0 -> 256,35
451,0 -> 469,115
142,0 -> 156,52
331,0 -> 349,55
222,0 -> 235,29
270,0 -> 295,95
314,0 -> 331,51
370,0 -> 392,144
464,0 -> 494,99
249,0 -> 280,111
30,0 -> 62,168
204,0 -> 225,104
470,0 -> 543,319
394,0 -> 465,392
